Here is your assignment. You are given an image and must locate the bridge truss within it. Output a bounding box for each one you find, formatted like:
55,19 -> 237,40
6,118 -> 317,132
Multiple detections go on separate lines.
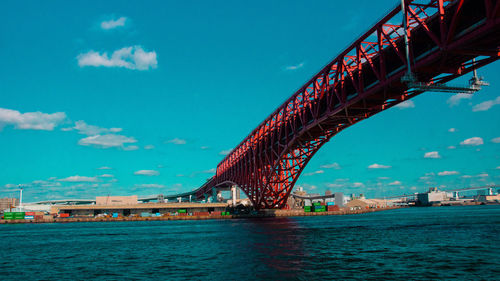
194,0 -> 500,209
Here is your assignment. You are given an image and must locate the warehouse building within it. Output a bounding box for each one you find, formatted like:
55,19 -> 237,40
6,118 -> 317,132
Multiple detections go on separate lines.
417,187 -> 448,206
51,202 -> 229,217
0,198 -> 19,212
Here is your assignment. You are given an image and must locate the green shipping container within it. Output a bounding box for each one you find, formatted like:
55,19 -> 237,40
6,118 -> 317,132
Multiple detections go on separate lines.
304,206 -> 311,212
221,212 -> 226,216
3,212 -> 15,220
314,207 -> 326,212
313,202 -> 321,206
13,212 -> 25,219
178,209 -> 187,213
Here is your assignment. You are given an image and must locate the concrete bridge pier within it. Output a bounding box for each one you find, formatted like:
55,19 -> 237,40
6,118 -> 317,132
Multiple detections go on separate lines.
212,187 -> 223,202
231,185 -> 240,206
212,187 -> 217,203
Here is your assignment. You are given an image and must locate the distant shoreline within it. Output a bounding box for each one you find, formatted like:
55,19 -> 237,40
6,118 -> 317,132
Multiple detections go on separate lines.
1,206 -> 401,224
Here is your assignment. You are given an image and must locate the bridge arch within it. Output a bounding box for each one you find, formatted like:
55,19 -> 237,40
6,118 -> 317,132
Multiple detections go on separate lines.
196,0 -> 500,209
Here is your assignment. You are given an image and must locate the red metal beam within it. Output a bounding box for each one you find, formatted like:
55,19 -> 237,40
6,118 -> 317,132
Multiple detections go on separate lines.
195,0 -> 500,209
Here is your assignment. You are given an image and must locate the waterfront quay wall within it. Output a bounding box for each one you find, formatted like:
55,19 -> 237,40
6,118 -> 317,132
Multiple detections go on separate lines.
0,206 -> 400,224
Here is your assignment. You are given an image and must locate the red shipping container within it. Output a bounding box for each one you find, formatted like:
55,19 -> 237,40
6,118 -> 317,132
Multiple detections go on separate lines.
327,205 -> 340,211
25,212 -> 35,216
59,213 -> 70,218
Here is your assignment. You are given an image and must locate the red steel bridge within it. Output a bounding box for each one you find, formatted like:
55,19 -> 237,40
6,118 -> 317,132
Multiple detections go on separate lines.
190,0 -> 500,209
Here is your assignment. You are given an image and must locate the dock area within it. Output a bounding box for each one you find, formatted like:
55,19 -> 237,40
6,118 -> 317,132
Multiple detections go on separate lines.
0,206 -> 400,224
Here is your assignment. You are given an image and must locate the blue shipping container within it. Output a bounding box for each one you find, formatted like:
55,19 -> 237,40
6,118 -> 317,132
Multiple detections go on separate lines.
327,202 -> 335,206
112,213 -> 118,218
140,212 -> 151,217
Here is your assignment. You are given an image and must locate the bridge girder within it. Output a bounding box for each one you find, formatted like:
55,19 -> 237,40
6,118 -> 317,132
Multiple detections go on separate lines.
194,0 -> 500,209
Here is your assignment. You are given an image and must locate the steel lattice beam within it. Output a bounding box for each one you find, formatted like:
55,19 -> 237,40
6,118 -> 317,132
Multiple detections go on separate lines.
194,0 -> 500,209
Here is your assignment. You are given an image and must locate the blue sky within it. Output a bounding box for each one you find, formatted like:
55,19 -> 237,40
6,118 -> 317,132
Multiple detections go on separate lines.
1,0 -> 499,202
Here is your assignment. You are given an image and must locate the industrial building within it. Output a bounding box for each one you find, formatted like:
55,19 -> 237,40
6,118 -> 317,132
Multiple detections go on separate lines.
417,187 -> 448,206
0,198 -> 18,212
95,195 -> 138,205
51,201 -> 229,217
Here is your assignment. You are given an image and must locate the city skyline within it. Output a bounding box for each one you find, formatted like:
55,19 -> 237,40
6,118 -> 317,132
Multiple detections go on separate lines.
1,0 -> 499,202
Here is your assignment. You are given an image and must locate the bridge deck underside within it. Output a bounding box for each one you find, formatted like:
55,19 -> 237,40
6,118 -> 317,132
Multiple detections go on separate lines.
195,0 -> 500,209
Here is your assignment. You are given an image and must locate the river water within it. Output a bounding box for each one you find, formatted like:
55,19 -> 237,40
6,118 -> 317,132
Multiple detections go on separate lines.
1,205 -> 499,280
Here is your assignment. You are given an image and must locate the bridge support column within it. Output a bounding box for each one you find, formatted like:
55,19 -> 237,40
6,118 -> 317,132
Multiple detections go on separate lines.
212,187 -> 217,203
231,185 -> 239,206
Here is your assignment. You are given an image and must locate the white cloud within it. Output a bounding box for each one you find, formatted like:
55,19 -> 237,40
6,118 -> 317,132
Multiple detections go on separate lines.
320,163 -> 341,169
378,177 -> 390,180
101,17 -> 127,30
447,146 -> 456,150
472,96 -> 500,112
368,163 -> 391,169
304,184 -> 317,190
395,100 -> 415,109
134,170 -> 160,176
144,145 -> 155,150
285,62 -> 304,70
419,176 -> 430,180
69,120 -> 122,135
0,108 -> 66,131
491,137 -> 500,143
98,174 -> 114,178
461,175 -> 473,178
78,134 -> 137,149
303,170 -> 324,176
166,138 -> 186,145
496,166 -> 500,170
424,151 -> 441,159
447,93 -> 472,107
438,171 -> 459,176
123,145 -> 139,151
200,146 -> 210,150
352,182 -> 364,188
201,168 -> 216,174
97,166 -> 112,170
67,121 -> 137,150
134,183 -> 165,188
59,175 -> 98,182
460,137 -> 483,146
478,173 -> 489,177
388,180 -> 402,185
448,128 -> 456,133
77,46 -> 157,71
219,149 -> 232,156
410,186 -> 417,190
326,183 -> 343,188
